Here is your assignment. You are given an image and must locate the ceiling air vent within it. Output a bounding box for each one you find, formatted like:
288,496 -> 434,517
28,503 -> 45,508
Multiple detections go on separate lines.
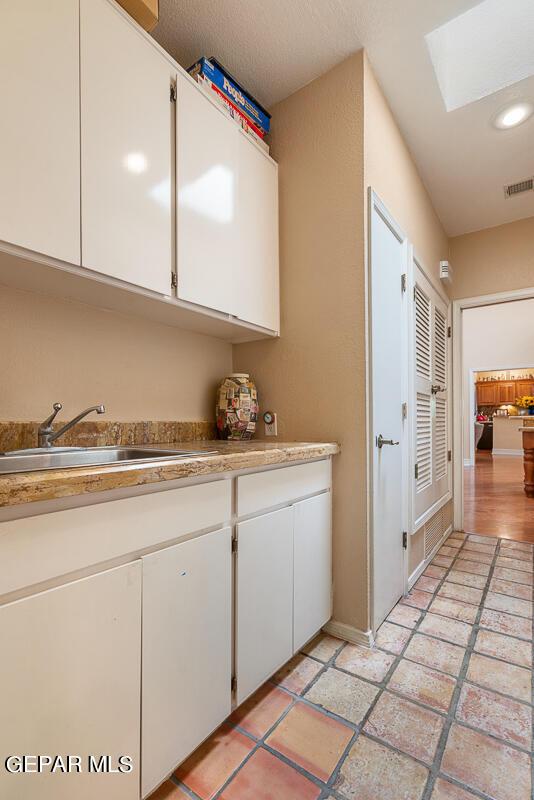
503,177 -> 534,198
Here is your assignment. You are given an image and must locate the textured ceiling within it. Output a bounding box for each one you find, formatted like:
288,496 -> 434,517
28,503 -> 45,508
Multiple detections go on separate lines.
152,0 -> 534,236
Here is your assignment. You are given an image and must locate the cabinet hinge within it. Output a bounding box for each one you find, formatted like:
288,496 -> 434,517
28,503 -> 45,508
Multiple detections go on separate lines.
414,463 -> 419,479
447,325 -> 452,338
401,273 -> 407,293
171,272 -> 178,289
402,402 -> 408,420
413,286 -> 417,301
447,449 -> 452,462
402,531 -> 408,549
231,538 -> 238,554
231,675 -> 237,693
170,84 -> 177,103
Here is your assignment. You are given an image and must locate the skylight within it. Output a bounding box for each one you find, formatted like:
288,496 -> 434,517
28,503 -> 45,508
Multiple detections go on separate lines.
425,0 -> 534,112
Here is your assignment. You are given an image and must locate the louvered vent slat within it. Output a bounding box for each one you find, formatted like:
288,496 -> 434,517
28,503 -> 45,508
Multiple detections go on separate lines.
415,286 -> 431,380
434,308 -> 447,386
424,507 -> 444,558
416,393 -> 432,491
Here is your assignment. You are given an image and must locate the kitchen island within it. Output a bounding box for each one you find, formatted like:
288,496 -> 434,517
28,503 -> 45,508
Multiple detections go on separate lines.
520,425 -> 534,497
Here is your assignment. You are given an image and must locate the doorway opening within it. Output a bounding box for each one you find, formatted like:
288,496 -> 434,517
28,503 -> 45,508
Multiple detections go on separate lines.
454,295 -> 534,542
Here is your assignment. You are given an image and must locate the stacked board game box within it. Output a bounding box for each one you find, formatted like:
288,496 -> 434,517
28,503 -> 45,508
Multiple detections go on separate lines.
188,57 -> 271,153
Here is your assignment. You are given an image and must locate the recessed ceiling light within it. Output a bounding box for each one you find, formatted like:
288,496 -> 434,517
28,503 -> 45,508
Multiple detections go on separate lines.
493,102 -> 534,129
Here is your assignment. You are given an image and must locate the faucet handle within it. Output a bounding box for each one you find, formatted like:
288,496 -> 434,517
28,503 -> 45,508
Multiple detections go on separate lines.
42,402 -> 63,429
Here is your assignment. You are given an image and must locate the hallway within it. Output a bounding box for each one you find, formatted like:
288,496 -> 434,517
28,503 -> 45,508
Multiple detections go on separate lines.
464,453 -> 534,543
150,531 -> 533,800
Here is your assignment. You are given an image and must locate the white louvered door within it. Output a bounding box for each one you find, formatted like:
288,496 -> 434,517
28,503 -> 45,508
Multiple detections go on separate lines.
413,268 -> 450,526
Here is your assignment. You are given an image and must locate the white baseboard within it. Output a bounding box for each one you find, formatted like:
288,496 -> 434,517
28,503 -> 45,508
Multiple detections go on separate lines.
408,524 -> 453,589
463,458 -> 474,467
323,619 -> 374,648
492,449 -> 522,456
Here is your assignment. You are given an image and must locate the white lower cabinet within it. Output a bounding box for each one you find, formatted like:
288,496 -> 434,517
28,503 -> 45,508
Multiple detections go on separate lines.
236,507 -> 294,704
293,493 -> 332,651
141,528 -> 232,797
0,563 -> 142,800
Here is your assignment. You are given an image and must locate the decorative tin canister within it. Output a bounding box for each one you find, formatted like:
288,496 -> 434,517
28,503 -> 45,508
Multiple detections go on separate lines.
216,373 -> 258,440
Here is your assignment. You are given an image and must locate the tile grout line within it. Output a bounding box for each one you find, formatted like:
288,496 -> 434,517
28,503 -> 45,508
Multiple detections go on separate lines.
166,533 -> 532,800
421,532 -> 505,800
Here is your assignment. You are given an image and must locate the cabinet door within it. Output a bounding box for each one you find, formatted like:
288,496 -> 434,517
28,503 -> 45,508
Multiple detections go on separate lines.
0,563 -> 141,800
80,0 -> 172,294
236,507 -> 293,703
477,383 -> 497,405
293,493 -> 332,651
498,382 -> 516,403
0,0 -> 80,263
516,381 -> 534,398
235,134 -> 280,331
142,528 -> 232,796
176,73 -> 239,315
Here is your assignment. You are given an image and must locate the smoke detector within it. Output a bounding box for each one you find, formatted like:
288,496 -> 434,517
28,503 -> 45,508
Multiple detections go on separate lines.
439,261 -> 453,284
503,177 -> 534,198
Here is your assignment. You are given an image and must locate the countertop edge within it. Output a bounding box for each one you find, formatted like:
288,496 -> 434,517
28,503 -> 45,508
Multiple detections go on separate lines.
0,442 -> 340,510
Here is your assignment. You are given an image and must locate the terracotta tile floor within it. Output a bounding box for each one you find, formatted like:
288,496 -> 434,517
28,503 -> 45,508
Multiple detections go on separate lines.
150,532 -> 533,800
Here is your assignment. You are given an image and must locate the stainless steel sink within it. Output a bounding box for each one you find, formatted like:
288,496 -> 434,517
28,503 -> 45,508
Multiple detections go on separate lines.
0,446 -> 218,475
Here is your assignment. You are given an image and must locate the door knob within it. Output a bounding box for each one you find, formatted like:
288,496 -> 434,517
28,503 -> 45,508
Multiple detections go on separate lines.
377,434 -> 400,448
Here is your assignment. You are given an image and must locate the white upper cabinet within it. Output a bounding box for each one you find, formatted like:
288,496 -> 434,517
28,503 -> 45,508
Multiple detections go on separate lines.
80,0 -> 172,295
0,0 -> 80,264
176,72 -> 240,316
176,72 -> 279,331
236,131 -> 280,331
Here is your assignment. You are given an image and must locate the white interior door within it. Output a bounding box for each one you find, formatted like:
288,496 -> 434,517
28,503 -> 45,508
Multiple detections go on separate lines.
369,192 -> 408,630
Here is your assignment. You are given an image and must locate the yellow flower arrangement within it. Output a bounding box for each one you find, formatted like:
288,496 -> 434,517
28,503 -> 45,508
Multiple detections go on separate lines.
516,395 -> 534,408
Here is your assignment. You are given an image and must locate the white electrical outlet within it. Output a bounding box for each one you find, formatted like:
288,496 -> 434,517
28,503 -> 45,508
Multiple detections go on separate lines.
263,411 -> 278,436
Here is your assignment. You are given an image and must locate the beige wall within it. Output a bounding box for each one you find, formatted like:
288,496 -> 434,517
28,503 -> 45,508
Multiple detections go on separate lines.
450,216 -> 534,300
363,53 -> 449,286
234,52 -> 368,632
235,52 -> 450,633
0,285 -> 232,421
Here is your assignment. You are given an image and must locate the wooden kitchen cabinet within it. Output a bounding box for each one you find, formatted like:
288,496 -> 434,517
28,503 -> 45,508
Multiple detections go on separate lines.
0,563 -> 141,800
80,0 -> 173,294
516,380 -> 534,397
293,493 -> 332,651
0,0 -> 80,264
498,381 -> 516,403
476,382 -> 498,405
141,528 -> 232,797
236,507 -> 294,703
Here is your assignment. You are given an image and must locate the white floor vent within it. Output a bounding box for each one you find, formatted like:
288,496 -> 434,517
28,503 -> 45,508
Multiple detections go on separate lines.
424,507 -> 445,558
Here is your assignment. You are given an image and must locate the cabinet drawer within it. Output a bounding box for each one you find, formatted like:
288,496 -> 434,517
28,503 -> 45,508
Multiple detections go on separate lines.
237,459 -> 331,517
0,479 -> 231,598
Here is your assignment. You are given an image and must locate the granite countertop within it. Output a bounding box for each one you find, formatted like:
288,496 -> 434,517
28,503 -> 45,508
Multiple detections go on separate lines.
0,440 -> 340,509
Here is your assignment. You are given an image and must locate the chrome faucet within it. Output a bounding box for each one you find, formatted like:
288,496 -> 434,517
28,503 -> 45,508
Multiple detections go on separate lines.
38,403 -> 106,448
